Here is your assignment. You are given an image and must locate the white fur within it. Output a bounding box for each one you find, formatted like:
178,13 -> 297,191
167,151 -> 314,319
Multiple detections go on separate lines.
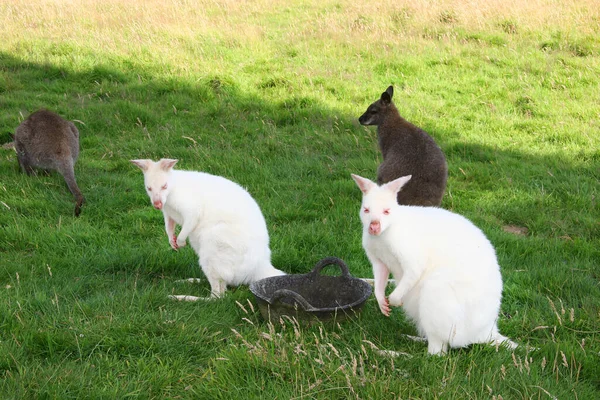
351,173 -> 517,355
131,158 -> 285,298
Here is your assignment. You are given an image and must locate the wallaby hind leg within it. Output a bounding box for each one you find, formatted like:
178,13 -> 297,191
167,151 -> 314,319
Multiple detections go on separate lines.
15,147 -> 35,175
58,161 -> 85,216
19,159 -> 35,175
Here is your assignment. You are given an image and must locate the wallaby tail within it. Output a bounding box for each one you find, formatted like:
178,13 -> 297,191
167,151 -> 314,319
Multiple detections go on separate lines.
360,278 -> 396,287
254,265 -> 286,281
58,160 -> 85,217
490,333 -> 518,350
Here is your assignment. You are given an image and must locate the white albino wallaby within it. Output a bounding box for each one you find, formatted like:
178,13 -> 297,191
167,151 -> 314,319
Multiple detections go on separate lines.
131,158 -> 285,299
351,173 -> 517,355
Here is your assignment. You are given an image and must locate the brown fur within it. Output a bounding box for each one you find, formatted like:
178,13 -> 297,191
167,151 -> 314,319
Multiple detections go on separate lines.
14,109 -> 85,216
359,86 -> 447,207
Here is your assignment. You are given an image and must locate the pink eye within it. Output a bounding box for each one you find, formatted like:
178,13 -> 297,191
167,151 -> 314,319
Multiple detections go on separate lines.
383,209 -> 390,215
363,207 -> 370,213
147,187 -> 152,192
162,184 -> 168,190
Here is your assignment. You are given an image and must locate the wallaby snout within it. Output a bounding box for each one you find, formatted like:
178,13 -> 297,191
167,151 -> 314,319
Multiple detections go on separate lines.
358,113 -> 370,125
358,106 -> 379,126
369,220 -> 381,236
150,191 -> 165,209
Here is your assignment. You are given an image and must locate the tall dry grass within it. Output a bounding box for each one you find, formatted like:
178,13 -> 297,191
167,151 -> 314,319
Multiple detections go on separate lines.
1,0 -> 599,51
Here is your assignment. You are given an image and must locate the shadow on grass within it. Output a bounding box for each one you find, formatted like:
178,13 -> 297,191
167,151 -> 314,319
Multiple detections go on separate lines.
0,50 -> 598,265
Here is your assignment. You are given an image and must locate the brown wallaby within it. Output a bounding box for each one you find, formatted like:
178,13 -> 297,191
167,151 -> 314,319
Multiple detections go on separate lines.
14,109 -> 85,216
358,86 -> 447,207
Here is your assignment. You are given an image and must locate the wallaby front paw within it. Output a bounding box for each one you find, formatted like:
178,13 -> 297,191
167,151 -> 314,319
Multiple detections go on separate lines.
176,237 -> 187,248
169,235 -> 179,250
378,297 -> 391,317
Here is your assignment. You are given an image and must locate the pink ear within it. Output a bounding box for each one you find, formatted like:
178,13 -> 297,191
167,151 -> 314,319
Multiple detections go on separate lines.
383,175 -> 412,194
351,174 -> 376,194
159,158 -> 178,171
130,159 -> 151,171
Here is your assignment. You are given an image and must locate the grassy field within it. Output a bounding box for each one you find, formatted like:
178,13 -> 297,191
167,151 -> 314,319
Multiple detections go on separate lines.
1,0 -> 599,398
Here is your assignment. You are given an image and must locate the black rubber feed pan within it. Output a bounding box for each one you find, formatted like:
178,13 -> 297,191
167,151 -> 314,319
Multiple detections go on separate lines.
250,257 -> 372,323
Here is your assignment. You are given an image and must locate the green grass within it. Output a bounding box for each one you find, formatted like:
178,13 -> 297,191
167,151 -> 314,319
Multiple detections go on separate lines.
1,0 -> 599,398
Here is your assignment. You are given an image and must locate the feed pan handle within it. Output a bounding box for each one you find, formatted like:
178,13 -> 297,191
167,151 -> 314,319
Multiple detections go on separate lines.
310,256 -> 351,278
270,289 -> 315,311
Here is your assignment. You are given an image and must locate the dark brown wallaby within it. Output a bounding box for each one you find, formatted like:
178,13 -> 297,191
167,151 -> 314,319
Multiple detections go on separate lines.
14,109 -> 85,216
358,86 -> 447,207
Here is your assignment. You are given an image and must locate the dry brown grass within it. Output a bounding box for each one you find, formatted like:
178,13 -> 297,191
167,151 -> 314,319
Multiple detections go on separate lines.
2,0 -> 599,52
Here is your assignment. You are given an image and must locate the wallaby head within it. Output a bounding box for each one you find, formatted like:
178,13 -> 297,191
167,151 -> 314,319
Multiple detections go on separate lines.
351,173 -> 411,236
131,158 -> 178,210
358,85 -> 395,126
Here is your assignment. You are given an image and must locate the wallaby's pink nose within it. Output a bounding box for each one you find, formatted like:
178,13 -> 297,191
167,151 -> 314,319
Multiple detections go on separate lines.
153,201 -> 163,210
369,221 -> 381,235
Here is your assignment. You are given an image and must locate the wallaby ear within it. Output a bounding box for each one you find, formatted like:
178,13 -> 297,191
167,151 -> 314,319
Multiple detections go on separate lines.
380,86 -> 393,104
130,159 -> 151,172
159,158 -> 178,171
351,174 -> 376,194
383,175 -> 412,194
386,86 -> 394,98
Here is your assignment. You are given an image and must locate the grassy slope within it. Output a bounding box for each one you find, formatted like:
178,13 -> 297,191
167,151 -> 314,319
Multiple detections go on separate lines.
0,0 -> 599,398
